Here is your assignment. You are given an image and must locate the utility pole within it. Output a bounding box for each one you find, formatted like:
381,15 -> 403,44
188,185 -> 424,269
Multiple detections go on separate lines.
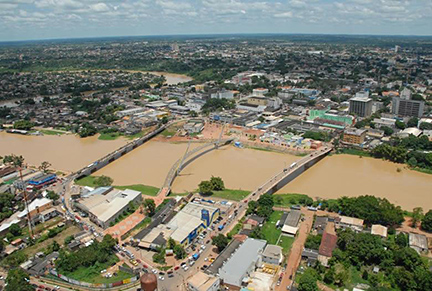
19,167 -> 34,238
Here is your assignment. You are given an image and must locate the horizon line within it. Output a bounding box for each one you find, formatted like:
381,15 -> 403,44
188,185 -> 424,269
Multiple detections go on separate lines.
2,32 -> 432,44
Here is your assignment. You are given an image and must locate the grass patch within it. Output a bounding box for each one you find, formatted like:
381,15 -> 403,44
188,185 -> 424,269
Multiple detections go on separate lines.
412,167 -> 432,175
98,132 -> 121,140
261,211 -> 283,244
273,193 -> 312,207
157,266 -> 173,271
40,129 -> 66,135
114,184 -> 159,196
227,216 -> 246,238
161,129 -> 176,137
62,255 -> 133,284
278,235 -> 295,254
126,127 -> 156,140
336,148 -> 371,157
75,176 -> 98,187
248,146 -> 274,152
208,189 -> 250,201
23,225 -> 81,257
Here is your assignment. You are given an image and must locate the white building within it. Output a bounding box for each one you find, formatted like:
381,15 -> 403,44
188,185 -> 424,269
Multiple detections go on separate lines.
219,238 -> 267,287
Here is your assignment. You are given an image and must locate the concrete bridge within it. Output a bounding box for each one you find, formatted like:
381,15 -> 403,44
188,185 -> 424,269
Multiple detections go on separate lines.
157,138 -> 234,197
248,146 -> 333,198
74,124 -> 169,179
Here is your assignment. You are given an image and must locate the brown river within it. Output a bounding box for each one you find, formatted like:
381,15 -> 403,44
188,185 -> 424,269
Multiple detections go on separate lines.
1,133 -> 431,210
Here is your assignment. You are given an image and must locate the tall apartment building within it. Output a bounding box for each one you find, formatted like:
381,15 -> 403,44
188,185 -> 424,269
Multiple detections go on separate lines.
349,92 -> 373,117
392,88 -> 424,118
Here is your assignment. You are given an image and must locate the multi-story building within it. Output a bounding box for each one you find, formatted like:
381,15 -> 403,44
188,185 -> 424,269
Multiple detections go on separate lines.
343,128 -> 367,144
392,97 -> 424,118
349,93 -> 373,117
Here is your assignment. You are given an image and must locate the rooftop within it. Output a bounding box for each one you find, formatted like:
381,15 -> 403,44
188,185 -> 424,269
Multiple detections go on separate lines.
319,231 -> 338,257
371,224 -> 388,238
18,198 -> 52,219
219,238 -> 267,283
284,210 -> 301,227
187,271 -> 219,291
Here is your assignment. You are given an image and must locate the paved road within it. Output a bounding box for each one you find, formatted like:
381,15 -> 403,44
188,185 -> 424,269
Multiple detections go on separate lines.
276,208 -> 314,291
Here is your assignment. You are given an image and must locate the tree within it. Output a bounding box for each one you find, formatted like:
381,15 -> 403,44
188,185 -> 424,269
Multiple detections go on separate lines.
421,210 -> 432,232
46,190 -> 60,201
209,176 -> 225,191
5,268 -> 34,291
395,232 -> 408,247
411,207 -> 423,228
143,199 -> 156,216
198,180 -> 213,195
161,116 -> 169,124
395,120 -> 406,130
9,223 -> 22,237
298,268 -> 318,291
407,117 -> 419,128
51,240 -> 60,252
381,126 -> 394,136
94,175 -> 113,187
167,238 -> 176,249
173,245 -> 186,259
212,234 -> 228,252
13,120 -> 34,130
38,161 -> 51,173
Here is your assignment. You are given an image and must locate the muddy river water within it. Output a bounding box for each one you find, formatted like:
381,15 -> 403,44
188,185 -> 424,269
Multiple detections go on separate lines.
1,133 -> 431,210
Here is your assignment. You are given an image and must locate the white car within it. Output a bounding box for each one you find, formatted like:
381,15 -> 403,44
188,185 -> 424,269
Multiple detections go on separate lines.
152,269 -> 158,274
189,261 -> 195,266
184,266 -> 189,271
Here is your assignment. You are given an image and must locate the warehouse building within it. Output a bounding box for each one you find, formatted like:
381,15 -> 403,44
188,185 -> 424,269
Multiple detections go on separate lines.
218,238 -> 267,288
74,188 -> 142,229
167,202 -> 220,246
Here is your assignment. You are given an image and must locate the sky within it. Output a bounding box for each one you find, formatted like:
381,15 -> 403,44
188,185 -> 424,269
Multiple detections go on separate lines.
0,0 -> 431,41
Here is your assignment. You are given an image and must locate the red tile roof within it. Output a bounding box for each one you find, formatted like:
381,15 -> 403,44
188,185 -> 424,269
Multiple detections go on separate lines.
319,232 -> 338,257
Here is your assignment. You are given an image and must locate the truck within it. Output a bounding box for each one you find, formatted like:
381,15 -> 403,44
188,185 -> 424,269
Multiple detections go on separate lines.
218,225 -> 224,231
192,253 -> 200,260
289,162 -> 297,169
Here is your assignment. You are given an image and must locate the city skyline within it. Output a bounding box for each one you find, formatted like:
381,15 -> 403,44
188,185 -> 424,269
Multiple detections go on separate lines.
1,0 -> 432,41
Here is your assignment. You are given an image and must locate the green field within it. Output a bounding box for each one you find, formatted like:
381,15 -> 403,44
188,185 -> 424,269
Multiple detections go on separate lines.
210,189 -> 250,201
273,193 -> 312,207
115,184 -> 159,196
261,211 -> 283,244
40,129 -> 66,135
61,255 -> 133,284
98,132 -> 121,140
75,176 -> 99,187
278,236 -> 295,254
336,148 -> 371,157
161,129 -> 176,137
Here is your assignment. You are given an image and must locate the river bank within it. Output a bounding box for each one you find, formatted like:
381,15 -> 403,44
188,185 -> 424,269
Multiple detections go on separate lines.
1,132 -> 431,210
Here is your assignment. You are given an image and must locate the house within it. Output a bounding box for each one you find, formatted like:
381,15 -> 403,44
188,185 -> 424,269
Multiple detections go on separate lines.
313,216 -> 328,235
302,249 -> 319,266
335,215 -> 364,232
371,224 -> 388,238
409,233 -> 428,254
318,223 -> 337,267
281,210 -> 301,236
262,244 -> 283,265
243,218 -> 259,230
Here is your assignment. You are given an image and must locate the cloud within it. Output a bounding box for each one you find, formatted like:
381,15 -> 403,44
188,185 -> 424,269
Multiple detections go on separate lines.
89,2 -> 110,12
274,11 -> 293,18
1,0 -> 432,40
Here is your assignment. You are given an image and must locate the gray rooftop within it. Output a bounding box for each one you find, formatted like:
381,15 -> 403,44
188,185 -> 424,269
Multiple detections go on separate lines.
285,210 -> 301,227
218,238 -> 267,285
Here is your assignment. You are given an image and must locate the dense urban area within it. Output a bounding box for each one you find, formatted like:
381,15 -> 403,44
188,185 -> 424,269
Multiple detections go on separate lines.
0,34 -> 432,291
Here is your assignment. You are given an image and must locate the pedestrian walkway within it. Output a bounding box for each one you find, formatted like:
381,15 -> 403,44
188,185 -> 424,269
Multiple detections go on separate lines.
104,208 -> 145,242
